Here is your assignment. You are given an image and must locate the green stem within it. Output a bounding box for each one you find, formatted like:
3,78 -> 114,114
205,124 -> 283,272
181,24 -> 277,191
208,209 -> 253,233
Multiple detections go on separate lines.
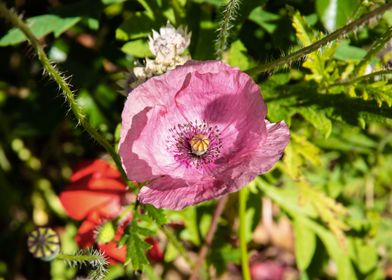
246,1 -> 392,77
56,253 -> 105,263
329,69 -> 392,87
215,0 -> 242,59
0,3 -> 133,189
161,226 -> 194,268
239,187 -> 251,280
353,26 -> 392,76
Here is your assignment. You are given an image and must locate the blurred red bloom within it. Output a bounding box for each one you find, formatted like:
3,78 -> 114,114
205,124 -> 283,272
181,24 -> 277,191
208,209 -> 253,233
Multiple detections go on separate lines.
59,159 -> 163,264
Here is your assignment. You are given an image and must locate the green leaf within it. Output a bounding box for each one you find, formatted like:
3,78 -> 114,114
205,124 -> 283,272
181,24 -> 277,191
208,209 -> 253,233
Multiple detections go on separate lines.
179,207 -> 201,245
297,107 -> 332,138
349,238 -> 378,274
359,81 -> 392,107
316,0 -> 360,32
96,222 -> 116,244
292,10 -> 315,46
292,133 -> 322,167
76,90 -> 108,128
101,0 -> 126,4
164,242 -> 179,262
144,204 -> 167,226
283,142 -> 302,179
192,0 -> 223,6
293,217 -> 316,271
333,41 -> 367,62
121,39 -> 152,57
126,222 -> 150,270
228,40 -> 250,70
248,7 -> 279,34
116,12 -> 155,41
0,15 -> 80,46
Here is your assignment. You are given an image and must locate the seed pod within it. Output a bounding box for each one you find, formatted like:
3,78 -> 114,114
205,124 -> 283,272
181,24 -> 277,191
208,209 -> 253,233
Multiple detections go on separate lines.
27,227 -> 61,261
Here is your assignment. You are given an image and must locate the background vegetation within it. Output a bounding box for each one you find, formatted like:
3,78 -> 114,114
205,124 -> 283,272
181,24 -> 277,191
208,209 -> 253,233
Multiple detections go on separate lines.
1,0 -> 392,279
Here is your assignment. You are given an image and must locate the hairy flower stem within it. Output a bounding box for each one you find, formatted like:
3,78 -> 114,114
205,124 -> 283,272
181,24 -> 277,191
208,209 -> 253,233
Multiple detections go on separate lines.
0,3 -> 133,189
329,69 -> 392,87
246,1 -> 392,77
239,187 -> 251,280
215,0 -> 242,59
189,196 -> 228,280
56,253 -> 105,263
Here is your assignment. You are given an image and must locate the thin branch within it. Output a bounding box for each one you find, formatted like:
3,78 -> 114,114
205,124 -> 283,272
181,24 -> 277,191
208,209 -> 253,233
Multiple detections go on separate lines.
189,196 -> 228,280
246,2 -> 392,77
329,68 -> 392,87
0,3 -> 133,189
352,26 -> 392,76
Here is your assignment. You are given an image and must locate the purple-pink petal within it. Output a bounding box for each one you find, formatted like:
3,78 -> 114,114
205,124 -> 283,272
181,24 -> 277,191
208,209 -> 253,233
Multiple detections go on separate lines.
119,60 -> 290,209
138,176 -> 230,210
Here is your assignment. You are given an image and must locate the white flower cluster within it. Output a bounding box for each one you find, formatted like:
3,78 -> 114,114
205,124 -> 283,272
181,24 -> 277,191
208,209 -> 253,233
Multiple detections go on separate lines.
130,22 -> 191,89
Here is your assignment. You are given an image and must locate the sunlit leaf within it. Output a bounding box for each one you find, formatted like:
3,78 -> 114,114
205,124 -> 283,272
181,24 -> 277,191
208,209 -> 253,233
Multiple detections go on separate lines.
0,15 -> 80,46
228,39 -> 250,70
294,217 -> 316,271
316,0 -> 360,32
121,39 -> 152,57
126,222 -> 151,270
144,204 -> 167,226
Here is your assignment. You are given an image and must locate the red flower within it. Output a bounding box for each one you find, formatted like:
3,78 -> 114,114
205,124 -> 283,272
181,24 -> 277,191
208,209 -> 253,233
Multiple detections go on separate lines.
60,159 -> 163,264
60,159 -> 126,221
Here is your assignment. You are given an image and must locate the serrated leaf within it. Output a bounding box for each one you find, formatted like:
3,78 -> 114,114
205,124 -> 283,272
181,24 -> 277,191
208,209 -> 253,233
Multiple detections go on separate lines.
0,15 -> 80,46
118,233 -> 129,248
360,81 -> 392,107
144,204 -> 167,226
126,222 -> 150,270
96,222 -> 116,244
292,133 -> 322,167
136,226 -> 155,237
298,107 -> 332,138
293,217 -> 316,271
292,11 -> 314,46
283,143 -> 301,179
292,10 -> 342,86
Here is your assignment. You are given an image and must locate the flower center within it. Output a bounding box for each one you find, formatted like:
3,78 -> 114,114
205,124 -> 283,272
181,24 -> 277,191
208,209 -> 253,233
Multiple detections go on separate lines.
166,120 -> 222,169
190,134 -> 210,156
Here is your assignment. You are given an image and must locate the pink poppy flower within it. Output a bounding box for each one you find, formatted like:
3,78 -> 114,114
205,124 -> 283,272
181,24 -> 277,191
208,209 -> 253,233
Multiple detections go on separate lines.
119,60 -> 290,210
